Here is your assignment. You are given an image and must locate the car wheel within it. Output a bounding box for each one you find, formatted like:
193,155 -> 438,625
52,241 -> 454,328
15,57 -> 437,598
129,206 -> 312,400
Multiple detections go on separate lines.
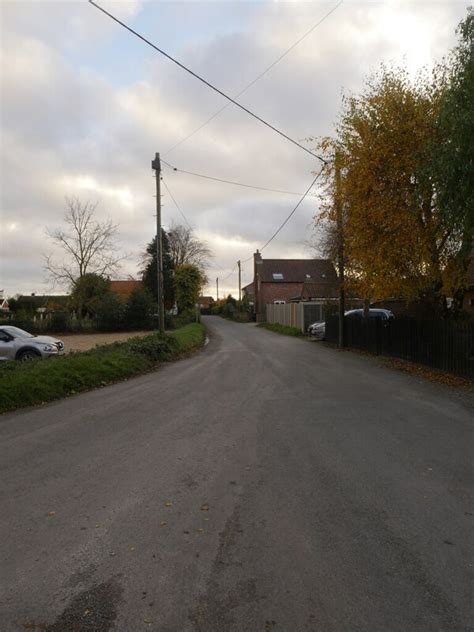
17,349 -> 40,362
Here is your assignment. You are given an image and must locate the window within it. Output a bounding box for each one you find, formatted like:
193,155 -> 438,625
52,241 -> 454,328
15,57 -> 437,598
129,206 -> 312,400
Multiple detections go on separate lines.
305,274 -> 311,280
273,300 -> 286,304
272,273 -> 284,280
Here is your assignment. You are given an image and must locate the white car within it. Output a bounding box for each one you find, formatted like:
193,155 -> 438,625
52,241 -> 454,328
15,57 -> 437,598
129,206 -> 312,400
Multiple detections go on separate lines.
308,321 -> 326,339
0,326 -> 65,361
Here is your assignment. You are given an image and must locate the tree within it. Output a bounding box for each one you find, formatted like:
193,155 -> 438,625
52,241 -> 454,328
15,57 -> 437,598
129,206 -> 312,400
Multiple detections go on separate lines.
167,222 -> 212,283
45,198 -> 125,289
430,8 -> 474,310
95,292 -> 124,332
174,264 -> 202,313
141,229 -> 175,309
70,273 -> 111,319
124,286 -> 154,330
313,65 -> 464,311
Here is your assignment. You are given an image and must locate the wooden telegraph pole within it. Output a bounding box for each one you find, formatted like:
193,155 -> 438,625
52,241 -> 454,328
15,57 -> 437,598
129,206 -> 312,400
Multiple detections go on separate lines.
335,150 -> 345,348
238,260 -> 241,309
216,277 -> 219,301
152,152 -> 165,334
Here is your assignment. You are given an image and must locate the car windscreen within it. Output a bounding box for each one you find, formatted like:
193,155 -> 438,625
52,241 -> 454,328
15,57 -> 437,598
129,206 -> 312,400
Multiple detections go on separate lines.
5,327 -> 35,338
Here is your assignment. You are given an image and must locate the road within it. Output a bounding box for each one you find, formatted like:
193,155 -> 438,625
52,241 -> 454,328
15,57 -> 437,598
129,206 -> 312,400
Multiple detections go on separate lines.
1,316 -> 472,631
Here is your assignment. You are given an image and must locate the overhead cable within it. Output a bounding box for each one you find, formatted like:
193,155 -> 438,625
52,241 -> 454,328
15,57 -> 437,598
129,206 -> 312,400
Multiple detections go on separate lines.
89,0 -> 326,163
162,177 -> 193,229
161,159 -> 317,197
164,0 -> 343,156
260,168 -> 323,251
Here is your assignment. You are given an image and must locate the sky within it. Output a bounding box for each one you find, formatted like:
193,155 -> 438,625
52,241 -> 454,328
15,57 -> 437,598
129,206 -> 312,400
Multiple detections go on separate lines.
0,0 -> 469,299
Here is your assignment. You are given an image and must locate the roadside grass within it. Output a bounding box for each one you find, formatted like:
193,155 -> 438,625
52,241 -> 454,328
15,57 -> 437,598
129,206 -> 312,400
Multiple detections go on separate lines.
257,322 -> 304,337
0,323 -> 205,414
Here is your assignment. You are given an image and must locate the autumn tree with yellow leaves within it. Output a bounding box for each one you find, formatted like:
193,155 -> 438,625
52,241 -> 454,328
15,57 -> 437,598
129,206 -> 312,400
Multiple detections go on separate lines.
313,10 -> 473,316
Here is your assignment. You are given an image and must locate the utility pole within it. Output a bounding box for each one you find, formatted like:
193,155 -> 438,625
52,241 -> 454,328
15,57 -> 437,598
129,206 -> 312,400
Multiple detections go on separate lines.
216,277 -> 219,301
335,150 -> 345,348
238,260 -> 241,309
151,152 -> 165,334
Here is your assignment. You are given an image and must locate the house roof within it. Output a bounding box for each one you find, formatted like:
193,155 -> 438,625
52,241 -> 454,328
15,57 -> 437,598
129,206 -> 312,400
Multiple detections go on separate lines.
17,295 -> 69,308
242,282 -> 254,294
258,259 -> 337,284
297,280 -> 339,300
109,280 -> 142,300
198,296 -> 214,306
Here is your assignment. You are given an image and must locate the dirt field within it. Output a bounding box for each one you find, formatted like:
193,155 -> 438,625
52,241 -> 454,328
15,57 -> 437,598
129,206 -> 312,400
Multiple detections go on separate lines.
59,331 -> 151,353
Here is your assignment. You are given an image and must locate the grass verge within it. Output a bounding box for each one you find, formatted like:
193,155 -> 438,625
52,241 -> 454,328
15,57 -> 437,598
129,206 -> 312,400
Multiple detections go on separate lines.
257,322 -> 304,337
0,323 -> 205,414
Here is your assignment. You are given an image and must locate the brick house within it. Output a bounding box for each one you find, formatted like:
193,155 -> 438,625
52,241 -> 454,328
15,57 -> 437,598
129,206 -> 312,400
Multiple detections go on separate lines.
252,251 -> 338,320
198,296 -> 214,312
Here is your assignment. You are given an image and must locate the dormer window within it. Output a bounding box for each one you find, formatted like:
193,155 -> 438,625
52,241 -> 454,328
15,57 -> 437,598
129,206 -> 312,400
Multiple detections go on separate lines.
272,273 -> 284,280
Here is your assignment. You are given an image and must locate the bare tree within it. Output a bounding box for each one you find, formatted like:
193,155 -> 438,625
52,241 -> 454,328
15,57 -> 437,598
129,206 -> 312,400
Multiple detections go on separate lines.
167,222 -> 212,281
44,197 -> 126,290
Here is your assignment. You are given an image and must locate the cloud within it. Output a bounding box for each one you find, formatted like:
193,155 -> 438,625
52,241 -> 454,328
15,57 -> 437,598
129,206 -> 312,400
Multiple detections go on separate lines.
0,0 -> 468,297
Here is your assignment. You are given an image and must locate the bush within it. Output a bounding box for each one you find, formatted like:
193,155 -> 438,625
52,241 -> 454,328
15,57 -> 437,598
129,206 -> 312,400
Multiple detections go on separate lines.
124,287 -> 155,330
49,311 -> 70,333
126,333 -> 178,361
0,323 -> 205,413
95,293 -> 124,332
166,309 -> 196,329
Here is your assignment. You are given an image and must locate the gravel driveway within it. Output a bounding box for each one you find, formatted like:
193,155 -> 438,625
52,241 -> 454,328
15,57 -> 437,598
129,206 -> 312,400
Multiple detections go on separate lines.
60,331 -> 151,353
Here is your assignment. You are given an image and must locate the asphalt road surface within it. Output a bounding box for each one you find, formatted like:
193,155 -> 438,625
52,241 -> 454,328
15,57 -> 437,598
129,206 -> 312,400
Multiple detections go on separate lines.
1,316 -> 472,632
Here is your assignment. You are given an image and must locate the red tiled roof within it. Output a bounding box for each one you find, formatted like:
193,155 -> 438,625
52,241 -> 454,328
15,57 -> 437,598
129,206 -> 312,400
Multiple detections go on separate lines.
109,280 -> 143,300
198,296 -> 214,306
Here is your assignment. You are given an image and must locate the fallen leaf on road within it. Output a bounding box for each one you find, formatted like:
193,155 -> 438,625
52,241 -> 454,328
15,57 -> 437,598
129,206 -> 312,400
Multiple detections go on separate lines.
164,502 -> 172,507
47,511 -> 56,517
201,504 -> 209,511
160,521 -> 167,527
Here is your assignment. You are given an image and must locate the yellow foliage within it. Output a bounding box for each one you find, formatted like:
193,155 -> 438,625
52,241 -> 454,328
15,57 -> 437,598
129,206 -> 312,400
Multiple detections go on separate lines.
314,66 -> 462,305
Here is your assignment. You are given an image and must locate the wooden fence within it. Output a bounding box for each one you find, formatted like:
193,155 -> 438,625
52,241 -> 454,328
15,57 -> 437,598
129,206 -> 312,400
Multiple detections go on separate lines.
266,303 -> 325,333
325,316 -> 474,378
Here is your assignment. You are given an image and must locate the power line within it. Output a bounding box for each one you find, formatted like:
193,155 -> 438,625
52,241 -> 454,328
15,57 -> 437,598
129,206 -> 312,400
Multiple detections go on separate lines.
162,177 -> 193,229
221,262 -> 238,282
161,159 -> 317,197
260,168 -> 323,251
89,0 -> 326,164
217,167 -> 323,279
164,0 -> 343,156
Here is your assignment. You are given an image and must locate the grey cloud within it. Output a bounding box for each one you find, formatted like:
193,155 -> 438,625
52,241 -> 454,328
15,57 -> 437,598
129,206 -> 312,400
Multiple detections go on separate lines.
1,0 -> 468,298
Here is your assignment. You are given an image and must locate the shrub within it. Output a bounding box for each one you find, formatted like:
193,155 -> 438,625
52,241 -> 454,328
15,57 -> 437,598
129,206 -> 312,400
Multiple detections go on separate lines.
96,293 -> 124,331
124,287 -> 155,330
